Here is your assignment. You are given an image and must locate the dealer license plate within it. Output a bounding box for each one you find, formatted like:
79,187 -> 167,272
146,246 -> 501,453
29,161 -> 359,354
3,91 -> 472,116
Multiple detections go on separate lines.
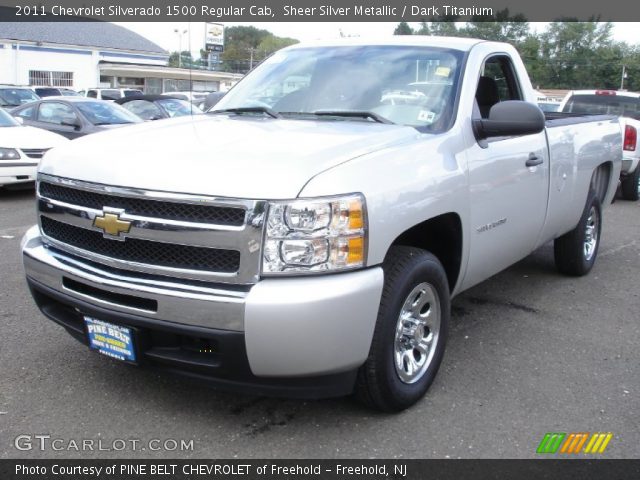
84,317 -> 136,362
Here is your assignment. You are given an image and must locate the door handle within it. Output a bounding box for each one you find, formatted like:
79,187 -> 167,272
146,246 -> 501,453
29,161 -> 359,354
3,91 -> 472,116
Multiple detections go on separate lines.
526,153 -> 543,167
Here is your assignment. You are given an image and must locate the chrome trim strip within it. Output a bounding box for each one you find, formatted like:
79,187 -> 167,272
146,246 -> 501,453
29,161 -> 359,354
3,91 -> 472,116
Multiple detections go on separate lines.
0,162 -> 39,167
23,232 -> 247,331
39,236 -> 240,281
39,200 -> 250,249
38,172 -> 256,209
36,173 -> 266,285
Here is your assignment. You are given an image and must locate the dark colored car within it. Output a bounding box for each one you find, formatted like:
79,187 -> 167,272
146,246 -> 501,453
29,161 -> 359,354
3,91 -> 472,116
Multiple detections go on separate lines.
34,87 -> 82,98
115,95 -> 203,121
203,91 -> 226,111
10,97 -> 141,139
0,86 -> 40,108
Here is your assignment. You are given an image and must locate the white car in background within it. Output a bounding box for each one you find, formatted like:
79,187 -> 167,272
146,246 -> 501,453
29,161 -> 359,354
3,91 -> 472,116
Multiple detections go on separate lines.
0,108 -> 68,188
162,91 -> 211,105
560,89 -> 640,200
162,91 -> 212,110
82,88 -> 143,101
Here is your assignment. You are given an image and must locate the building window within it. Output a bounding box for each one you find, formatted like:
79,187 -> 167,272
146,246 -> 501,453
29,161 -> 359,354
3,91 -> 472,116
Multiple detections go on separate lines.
29,70 -> 74,87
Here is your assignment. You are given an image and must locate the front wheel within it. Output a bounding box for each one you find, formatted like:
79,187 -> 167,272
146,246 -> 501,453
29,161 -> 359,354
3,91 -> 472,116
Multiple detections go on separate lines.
554,189 -> 602,276
356,246 -> 449,412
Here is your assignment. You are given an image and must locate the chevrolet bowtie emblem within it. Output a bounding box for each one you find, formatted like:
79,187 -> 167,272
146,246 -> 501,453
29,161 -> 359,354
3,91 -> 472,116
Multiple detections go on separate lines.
93,212 -> 131,238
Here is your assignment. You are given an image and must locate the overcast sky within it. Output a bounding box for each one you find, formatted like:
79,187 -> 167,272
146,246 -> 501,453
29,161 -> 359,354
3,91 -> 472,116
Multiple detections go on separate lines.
116,22 -> 640,55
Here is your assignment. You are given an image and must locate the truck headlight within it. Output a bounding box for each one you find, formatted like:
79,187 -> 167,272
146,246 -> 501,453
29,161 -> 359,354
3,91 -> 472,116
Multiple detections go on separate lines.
262,194 -> 367,274
0,148 -> 20,160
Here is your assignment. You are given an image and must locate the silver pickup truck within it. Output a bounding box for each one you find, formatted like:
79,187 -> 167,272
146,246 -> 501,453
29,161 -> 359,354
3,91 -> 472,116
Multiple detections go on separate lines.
22,37 -> 622,411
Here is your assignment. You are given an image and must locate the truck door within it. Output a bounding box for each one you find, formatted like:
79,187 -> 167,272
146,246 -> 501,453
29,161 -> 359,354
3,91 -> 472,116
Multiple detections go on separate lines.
464,54 -> 550,288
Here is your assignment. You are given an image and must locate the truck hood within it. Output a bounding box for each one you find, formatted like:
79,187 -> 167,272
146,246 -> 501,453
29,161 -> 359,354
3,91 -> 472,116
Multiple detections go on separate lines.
39,114 -> 419,198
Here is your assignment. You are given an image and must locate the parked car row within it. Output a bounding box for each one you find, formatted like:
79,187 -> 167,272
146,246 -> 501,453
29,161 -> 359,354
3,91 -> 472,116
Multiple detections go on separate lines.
0,107 -> 68,187
11,97 -> 142,139
115,95 -> 202,120
0,84 -> 224,108
0,89 -> 212,188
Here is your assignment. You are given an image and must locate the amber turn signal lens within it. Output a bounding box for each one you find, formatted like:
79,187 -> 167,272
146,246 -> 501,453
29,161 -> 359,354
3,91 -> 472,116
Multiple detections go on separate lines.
347,236 -> 364,264
348,199 -> 364,230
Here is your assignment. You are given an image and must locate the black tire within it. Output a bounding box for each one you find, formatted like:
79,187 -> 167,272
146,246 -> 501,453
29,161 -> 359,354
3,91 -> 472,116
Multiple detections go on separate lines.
554,189 -> 602,276
355,246 -> 450,412
621,166 -> 640,201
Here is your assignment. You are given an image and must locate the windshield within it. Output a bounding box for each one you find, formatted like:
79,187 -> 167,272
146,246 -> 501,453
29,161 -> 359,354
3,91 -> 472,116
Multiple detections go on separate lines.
0,88 -> 39,107
123,90 -> 143,98
75,101 -> 141,125
61,89 -> 81,97
158,98 -> 202,117
0,108 -> 19,127
100,89 -> 122,100
35,88 -> 62,97
214,45 -> 464,132
562,94 -> 640,120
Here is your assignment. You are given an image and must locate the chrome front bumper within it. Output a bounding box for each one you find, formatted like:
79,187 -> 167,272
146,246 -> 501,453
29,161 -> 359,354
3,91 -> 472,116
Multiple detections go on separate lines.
22,226 -> 384,378
22,225 -> 247,331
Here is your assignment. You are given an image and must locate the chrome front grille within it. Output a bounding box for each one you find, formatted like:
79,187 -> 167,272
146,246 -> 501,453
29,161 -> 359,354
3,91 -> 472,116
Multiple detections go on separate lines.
21,148 -> 49,159
39,181 -> 246,226
36,174 -> 266,284
41,217 -> 241,273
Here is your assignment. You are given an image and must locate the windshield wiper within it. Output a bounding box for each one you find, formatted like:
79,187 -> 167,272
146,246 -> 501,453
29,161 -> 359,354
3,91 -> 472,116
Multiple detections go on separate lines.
312,110 -> 394,124
209,106 -> 281,119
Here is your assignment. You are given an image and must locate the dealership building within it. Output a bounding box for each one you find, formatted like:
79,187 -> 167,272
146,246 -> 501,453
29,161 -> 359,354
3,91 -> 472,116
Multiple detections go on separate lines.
0,22 -> 241,93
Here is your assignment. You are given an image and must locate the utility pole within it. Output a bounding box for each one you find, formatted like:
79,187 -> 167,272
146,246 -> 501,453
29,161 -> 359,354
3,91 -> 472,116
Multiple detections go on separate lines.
620,65 -> 628,91
249,48 -> 255,70
174,28 -> 187,68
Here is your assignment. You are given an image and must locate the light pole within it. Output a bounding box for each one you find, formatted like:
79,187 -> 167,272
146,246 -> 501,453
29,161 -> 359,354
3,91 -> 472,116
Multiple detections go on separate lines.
620,65 -> 628,91
174,28 -> 187,68
248,47 -> 255,70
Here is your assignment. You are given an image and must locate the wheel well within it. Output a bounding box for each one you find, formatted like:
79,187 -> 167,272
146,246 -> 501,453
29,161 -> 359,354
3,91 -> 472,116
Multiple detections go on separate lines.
591,162 -> 612,204
391,213 -> 463,292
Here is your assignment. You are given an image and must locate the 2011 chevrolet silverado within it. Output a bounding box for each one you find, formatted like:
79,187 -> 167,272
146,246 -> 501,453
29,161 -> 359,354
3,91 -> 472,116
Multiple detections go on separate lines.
21,37 -> 622,411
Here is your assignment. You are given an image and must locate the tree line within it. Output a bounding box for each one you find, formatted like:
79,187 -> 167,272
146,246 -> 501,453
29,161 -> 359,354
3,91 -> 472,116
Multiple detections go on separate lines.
166,19 -> 639,91
394,15 -> 640,91
168,26 -> 298,74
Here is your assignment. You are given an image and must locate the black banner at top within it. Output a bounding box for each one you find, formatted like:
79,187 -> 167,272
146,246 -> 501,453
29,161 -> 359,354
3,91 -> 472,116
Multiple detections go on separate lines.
1,0 -> 640,21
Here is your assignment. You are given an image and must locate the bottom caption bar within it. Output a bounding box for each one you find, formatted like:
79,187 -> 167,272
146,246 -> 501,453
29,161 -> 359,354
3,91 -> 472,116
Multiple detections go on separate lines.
2,460 -> 640,479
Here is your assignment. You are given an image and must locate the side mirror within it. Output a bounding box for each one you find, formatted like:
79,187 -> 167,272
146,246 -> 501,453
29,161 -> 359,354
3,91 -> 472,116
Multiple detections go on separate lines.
61,120 -> 81,130
473,100 -> 545,140
14,116 -> 24,125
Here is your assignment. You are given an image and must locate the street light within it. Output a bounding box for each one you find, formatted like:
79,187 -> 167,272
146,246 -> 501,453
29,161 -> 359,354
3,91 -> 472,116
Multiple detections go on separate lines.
620,65 -> 628,91
174,28 -> 187,68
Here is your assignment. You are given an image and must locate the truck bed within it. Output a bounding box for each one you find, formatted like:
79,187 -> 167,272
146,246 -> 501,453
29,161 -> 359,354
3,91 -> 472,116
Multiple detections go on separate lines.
544,112 -> 617,128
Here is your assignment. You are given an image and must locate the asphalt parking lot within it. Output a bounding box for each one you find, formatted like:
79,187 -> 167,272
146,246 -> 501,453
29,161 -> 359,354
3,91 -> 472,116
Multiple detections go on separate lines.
0,186 -> 638,459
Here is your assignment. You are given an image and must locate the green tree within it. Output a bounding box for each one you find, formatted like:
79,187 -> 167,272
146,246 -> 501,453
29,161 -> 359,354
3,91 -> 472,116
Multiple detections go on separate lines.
462,9 -> 529,44
425,17 -> 461,36
518,34 -> 545,88
168,51 -> 193,68
619,44 -> 640,91
539,20 -> 618,88
257,35 -> 298,57
394,22 -> 414,35
220,26 -> 298,73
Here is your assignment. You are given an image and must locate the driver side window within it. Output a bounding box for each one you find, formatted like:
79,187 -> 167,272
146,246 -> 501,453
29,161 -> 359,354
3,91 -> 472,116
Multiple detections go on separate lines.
37,102 -> 78,125
475,55 -> 523,119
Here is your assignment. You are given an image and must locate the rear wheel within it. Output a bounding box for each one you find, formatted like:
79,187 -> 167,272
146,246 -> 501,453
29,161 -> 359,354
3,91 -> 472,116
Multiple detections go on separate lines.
621,166 -> 640,201
554,189 -> 602,276
356,246 -> 449,412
